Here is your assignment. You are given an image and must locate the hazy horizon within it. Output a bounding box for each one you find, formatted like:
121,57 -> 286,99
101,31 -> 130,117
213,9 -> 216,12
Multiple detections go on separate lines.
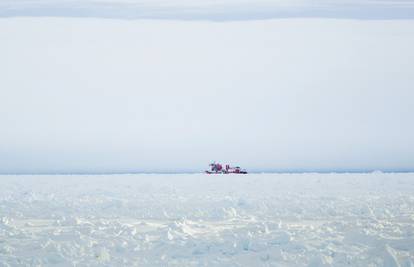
2,18 -> 414,174
1,2 -> 414,174
2,169 -> 414,176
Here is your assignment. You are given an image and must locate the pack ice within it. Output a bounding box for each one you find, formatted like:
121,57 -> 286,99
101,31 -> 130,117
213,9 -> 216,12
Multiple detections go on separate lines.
1,173 -> 414,266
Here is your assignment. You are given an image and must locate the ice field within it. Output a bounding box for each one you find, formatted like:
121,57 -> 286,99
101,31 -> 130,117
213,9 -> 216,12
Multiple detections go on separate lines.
1,173 -> 414,266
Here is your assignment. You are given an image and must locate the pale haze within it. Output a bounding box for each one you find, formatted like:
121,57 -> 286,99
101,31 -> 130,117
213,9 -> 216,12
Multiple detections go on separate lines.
1,1 -> 414,173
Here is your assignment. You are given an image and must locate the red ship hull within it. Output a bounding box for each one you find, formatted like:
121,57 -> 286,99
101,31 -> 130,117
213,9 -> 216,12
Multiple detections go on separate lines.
205,171 -> 248,174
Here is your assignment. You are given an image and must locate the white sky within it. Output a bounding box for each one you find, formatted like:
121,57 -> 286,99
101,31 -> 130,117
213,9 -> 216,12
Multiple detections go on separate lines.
1,17 -> 413,173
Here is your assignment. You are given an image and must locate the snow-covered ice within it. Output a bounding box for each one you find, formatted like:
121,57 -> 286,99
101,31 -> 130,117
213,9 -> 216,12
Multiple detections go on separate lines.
1,173 -> 414,266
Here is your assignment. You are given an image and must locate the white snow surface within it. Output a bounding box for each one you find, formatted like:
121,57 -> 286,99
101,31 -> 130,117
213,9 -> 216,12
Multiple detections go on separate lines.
1,173 -> 414,266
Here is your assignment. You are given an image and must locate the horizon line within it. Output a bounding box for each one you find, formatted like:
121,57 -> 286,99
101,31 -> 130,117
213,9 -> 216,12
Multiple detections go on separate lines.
1,169 -> 414,175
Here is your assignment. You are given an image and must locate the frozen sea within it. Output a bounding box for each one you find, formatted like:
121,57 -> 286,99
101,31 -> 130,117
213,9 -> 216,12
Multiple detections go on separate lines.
1,173 -> 414,266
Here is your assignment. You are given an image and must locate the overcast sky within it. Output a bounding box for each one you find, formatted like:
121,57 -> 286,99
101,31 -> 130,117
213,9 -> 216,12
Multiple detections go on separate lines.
0,2 -> 414,173
1,0 -> 414,20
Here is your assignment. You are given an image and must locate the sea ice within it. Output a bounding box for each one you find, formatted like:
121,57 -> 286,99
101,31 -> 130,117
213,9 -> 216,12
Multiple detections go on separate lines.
0,173 -> 413,266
